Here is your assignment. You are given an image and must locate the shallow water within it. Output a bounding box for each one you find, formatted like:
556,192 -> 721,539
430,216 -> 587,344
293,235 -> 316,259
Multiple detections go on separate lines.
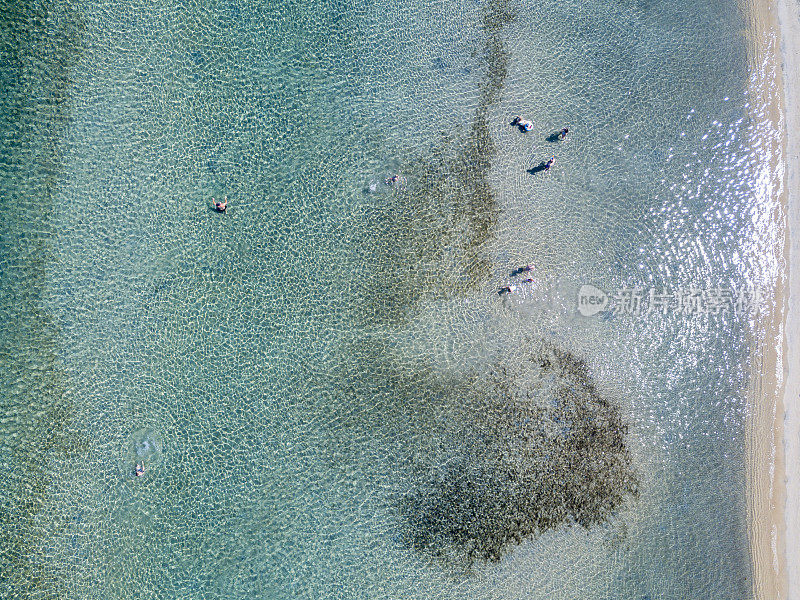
0,0 -> 782,598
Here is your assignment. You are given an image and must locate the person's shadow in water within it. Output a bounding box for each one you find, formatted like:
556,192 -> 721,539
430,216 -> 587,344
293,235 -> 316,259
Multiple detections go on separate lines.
527,162 -> 550,174
546,131 -> 562,142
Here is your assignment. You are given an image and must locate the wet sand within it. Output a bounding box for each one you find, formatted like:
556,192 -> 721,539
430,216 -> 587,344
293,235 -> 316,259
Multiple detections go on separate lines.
744,0 -> 798,598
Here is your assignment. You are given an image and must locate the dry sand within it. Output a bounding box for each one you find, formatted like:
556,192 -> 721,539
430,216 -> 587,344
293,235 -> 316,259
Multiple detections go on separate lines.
774,1 -> 800,598
743,0 -> 800,598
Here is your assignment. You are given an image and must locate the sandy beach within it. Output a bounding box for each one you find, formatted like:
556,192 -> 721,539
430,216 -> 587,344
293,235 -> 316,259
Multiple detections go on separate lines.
745,0 -> 800,598
775,1 -> 800,598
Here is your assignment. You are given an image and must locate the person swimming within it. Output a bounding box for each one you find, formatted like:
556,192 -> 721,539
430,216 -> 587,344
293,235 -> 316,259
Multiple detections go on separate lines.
385,174 -> 400,185
213,197 -> 228,212
511,264 -> 534,276
498,285 -> 517,295
558,127 -> 569,140
511,116 -> 533,132
134,462 -> 145,477
543,156 -> 555,171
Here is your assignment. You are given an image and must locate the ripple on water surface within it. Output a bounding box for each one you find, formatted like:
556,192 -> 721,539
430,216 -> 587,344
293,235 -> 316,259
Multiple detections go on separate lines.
0,0 -> 773,598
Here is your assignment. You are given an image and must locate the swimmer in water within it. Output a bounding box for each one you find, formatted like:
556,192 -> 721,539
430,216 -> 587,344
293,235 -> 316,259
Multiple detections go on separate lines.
558,127 -> 569,140
134,462 -> 145,477
213,197 -> 227,212
543,156 -> 555,171
511,116 -> 533,132
385,174 -> 400,185
498,285 -> 517,295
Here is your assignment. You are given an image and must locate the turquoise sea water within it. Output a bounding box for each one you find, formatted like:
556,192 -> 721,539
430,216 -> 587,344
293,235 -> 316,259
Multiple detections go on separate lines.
0,0 -> 783,598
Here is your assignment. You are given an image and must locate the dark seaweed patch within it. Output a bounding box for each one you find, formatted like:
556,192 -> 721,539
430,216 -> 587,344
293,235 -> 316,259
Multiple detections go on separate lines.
350,0 -> 516,326
399,342 -> 638,564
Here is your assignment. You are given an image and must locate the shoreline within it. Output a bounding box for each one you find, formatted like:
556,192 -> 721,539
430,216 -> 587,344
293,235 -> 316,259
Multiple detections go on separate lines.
744,0 -> 797,599
776,0 -> 800,598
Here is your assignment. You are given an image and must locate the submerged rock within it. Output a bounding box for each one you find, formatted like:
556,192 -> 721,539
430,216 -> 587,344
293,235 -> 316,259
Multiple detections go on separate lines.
399,342 -> 638,564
